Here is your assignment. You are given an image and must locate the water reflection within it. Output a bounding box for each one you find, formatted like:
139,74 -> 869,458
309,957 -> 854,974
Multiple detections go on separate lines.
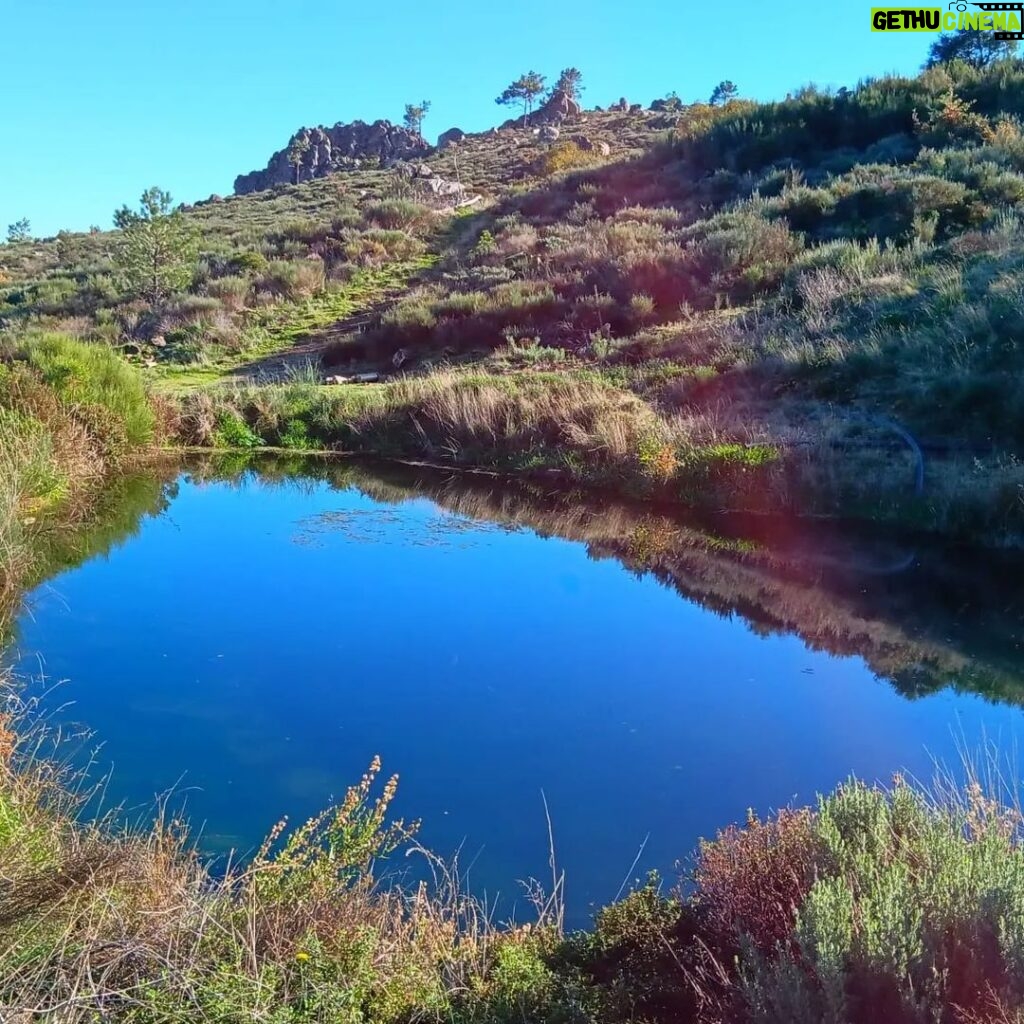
7,453 -> 1024,922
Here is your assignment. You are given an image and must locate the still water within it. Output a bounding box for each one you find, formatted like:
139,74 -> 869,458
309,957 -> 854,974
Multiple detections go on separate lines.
9,459 -> 1024,922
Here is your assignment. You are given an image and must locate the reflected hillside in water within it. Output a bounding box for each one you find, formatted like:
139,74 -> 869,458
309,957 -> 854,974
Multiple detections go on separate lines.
1,464 -> 179,641
196,454 -> 1024,708
15,452 -> 1024,707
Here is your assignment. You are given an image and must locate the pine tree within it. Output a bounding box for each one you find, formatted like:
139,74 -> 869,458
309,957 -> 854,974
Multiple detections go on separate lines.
709,80 -> 739,106
112,188 -> 198,305
5,219 -> 30,243
551,67 -> 584,102
926,30 -> 1018,69
496,71 -> 547,125
286,136 -> 311,185
403,100 -> 432,136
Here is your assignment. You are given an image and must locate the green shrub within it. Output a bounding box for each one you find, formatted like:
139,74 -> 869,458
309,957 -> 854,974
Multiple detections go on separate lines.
363,200 -> 433,231
22,332 -> 154,446
229,250 -> 269,274
211,410 -> 264,449
205,274 -> 251,311
257,259 -> 325,300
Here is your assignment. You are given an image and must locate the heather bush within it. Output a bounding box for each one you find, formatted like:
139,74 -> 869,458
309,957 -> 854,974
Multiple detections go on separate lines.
205,273 -> 252,311
257,258 -> 326,300
363,199 -> 434,231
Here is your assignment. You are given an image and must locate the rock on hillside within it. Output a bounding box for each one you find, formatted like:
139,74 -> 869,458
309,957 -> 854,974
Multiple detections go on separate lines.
498,87 -> 582,130
234,121 -> 432,194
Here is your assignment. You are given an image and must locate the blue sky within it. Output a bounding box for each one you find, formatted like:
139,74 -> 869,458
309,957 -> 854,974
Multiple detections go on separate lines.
2,0 -> 936,237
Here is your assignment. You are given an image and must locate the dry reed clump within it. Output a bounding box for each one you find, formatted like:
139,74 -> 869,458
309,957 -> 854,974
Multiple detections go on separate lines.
355,370 -> 674,477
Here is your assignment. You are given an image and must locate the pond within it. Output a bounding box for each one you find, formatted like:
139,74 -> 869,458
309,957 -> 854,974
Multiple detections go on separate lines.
8,457 -> 1024,924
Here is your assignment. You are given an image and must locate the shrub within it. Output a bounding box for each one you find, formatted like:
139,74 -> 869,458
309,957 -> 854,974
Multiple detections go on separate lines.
696,808 -> 825,953
21,332 -> 155,447
205,274 -> 251,311
538,141 -> 597,176
363,200 -> 434,231
257,259 -> 325,301
229,250 -> 268,275
213,409 -> 265,448
344,229 -> 425,266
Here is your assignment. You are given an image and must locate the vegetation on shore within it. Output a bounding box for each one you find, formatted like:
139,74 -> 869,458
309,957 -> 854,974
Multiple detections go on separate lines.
0,332 -> 157,614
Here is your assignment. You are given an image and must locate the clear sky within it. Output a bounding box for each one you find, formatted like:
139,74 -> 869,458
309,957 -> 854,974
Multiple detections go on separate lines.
1,0 -> 936,238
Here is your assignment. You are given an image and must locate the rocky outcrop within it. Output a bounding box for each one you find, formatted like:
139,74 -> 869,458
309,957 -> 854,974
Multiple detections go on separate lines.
234,121 -> 432,194
392,161 -> 472,206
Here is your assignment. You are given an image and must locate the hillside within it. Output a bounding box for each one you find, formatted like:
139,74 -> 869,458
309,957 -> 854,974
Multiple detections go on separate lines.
4,60 -> 1024,541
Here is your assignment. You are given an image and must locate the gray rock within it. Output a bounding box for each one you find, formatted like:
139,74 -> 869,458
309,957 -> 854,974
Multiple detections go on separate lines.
234,119 -> 432,194
534,88 -> 582,124
423,176 -> 464,197
437,127 -> 465,150
539,125 -> 561,143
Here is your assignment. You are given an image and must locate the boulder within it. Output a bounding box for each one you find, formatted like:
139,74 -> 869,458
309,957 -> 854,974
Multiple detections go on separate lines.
423,176 -> 463,197
437,127 -> 465,150
324,372 -> 382,385
596,141 -> 611,156
533,88 -> 582,125
539,125 -> 561,143
571,135 -> 594,151
611,97 -> 629,112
